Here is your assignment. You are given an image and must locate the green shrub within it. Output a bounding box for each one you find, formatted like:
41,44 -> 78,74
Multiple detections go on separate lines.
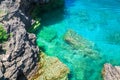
0,23 -> 8,43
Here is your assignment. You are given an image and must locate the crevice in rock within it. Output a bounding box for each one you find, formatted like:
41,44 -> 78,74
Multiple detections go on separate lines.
17,70 -> 27,80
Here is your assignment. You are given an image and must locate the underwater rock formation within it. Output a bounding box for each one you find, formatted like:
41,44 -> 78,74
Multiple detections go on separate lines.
64,30 -> 100,59
106,32 -> 120,45
31,53 -> 69,80
0,0 -> 69,80
102,63 -> 120,80
64,30 -> 94,49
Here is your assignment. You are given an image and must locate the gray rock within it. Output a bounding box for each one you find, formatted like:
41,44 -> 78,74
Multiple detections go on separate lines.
0,0 -> 40,79
0,70 -> 3,79
102,63 -> 120,80
2,16 -> 39,79
0,62 -> 4,79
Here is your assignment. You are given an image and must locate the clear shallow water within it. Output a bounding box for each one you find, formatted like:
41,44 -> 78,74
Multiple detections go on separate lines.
36,0 -> 120,80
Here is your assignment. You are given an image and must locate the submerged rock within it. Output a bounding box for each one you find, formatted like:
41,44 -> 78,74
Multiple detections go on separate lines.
30,53 -> 69,80
102,63 -> 120,80
64,29 -> 100,59
106,32 -> 120,45
64,30 -> 94,49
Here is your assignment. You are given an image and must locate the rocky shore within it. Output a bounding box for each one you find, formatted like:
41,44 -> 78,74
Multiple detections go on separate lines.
0,0 -> 69,80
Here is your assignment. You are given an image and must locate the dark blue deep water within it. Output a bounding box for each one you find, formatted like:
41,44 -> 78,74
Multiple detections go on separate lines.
36,0 -> 120,80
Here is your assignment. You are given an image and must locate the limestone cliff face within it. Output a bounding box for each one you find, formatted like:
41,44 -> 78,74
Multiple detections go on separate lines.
0,0 -> 69,80
0,0 -> 40,79
102,63 -> 120,80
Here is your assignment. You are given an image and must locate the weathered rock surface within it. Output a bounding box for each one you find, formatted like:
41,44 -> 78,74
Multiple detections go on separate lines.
0,0 -> 69,80
0,0 -> 40,79
31,53 -> 69,80
2,17 -> 39,80
102,63 -> 120,80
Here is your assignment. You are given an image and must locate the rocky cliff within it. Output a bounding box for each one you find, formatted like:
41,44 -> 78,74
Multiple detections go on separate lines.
0,0 -> 69,80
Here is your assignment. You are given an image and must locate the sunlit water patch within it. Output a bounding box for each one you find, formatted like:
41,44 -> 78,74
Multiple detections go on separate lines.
36,0 -> 120,80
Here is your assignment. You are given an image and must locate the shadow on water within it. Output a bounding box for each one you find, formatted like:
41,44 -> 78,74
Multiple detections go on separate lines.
31,0 -> 66,52
34,0 -> 120,80
40,8 -> 65,26
31,0 -> 77,34
32,0 -> 65,27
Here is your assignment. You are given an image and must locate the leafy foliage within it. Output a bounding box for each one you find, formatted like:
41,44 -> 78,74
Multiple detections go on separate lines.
0,24 -> 8,43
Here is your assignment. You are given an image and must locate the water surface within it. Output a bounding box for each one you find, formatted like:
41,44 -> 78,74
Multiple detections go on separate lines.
36,0 -> 120,80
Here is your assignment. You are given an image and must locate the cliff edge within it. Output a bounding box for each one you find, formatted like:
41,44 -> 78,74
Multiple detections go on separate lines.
0,0 -> 69,80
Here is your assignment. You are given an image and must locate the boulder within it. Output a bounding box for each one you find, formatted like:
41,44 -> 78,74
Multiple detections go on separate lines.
30,53 -> 69,80
64,30 -> 94,49
64,30 -> 100,59
102,63 -> 120,80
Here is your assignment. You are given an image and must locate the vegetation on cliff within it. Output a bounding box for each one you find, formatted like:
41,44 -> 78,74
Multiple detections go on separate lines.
0,23 -> 8,43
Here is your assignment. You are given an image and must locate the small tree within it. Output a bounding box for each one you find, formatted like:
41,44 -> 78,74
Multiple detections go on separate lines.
0,24 -> 8,43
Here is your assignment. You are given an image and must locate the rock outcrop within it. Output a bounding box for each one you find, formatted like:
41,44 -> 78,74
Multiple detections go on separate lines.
102,63 -> 120,80
0,0 -> 40,79
0,0 -> 69,80
31,53 -> 69,80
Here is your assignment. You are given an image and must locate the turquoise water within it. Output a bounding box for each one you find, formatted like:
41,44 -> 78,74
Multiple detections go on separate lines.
36,0 -> 120,80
